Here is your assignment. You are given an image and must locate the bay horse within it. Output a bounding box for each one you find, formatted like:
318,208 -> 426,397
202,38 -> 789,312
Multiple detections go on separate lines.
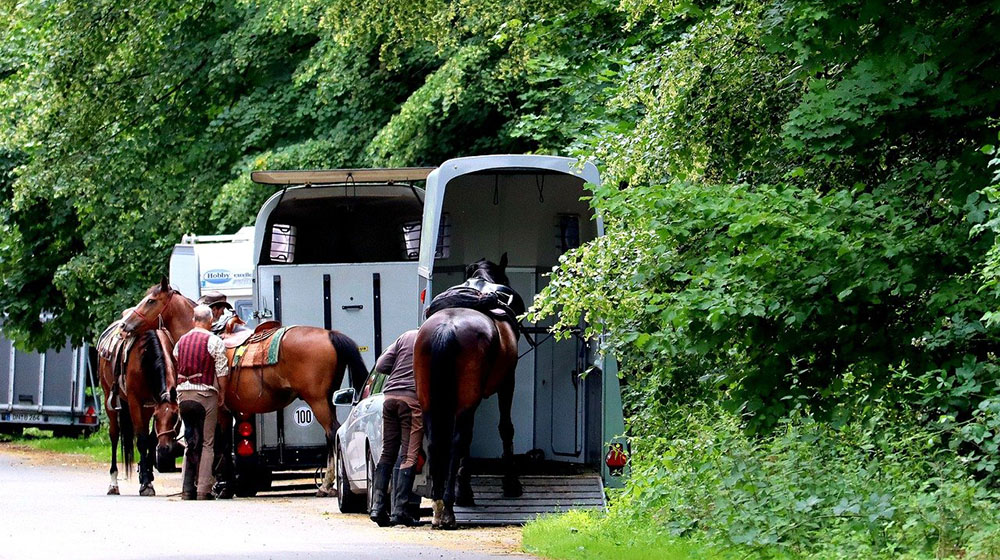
98,323 -> 179,496
414,254 -> 524,530
120,278 -> 369,497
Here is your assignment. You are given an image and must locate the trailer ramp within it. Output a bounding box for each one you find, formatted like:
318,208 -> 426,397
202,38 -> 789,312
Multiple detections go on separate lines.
453,473 -> 605,525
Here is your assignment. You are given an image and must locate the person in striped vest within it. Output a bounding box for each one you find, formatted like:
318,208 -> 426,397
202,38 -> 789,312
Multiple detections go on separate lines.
173,304 -> 230,500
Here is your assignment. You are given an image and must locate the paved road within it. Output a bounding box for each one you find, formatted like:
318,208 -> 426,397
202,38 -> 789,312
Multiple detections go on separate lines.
0,446 -> 535,560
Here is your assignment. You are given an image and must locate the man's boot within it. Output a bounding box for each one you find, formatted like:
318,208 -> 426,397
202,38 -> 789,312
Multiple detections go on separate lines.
369,463 -> 392,527
390,466 -> 419,526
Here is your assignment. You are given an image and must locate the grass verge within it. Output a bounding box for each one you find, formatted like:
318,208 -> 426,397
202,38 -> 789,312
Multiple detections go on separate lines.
522,510 -> 743,560
1,427 -> 110,463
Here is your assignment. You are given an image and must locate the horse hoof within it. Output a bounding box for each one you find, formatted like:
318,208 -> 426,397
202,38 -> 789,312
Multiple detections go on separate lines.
502,477 -> 522,498
316,487 -> 337,498
139,485 -> 156,497
107,487 -> 120,496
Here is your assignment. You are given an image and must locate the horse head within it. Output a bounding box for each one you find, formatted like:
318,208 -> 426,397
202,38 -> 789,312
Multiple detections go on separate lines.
153,400 -> 182,471
121,276 -> 175,334
465,252 -> 510,286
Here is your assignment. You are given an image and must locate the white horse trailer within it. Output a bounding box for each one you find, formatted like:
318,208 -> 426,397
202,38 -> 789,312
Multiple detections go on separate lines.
169,226 -> 256,325
238,169 -> 434,494
413,155 -> 628,523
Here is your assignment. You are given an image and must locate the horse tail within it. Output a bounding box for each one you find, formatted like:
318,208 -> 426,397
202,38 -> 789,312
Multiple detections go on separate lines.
328,331 -> 369,394
426,322 -> 460,497
140,331 -> 169,404
119,398 -> 135,478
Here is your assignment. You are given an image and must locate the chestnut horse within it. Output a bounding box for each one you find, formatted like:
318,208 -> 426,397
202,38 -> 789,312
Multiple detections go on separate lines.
98,324 -> 179,496
120,278 -> 369,497
414,255 -> 524,530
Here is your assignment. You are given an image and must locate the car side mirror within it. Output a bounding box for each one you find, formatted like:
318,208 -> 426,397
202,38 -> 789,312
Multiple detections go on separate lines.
333,388 -> 355,406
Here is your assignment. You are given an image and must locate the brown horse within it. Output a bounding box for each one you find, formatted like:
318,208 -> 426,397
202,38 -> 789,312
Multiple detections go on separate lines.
98,324 -> 179,496
120,278 -> 369,497
414,255 -> 524,530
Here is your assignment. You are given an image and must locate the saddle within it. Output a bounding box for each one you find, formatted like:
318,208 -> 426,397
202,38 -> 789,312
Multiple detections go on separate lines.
426,278 -> 525,338
97,320 -> 135,410
227,324 -> 293,369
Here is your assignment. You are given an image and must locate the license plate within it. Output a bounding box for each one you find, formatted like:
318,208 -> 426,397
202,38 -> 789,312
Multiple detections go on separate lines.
2,413 -> 42,423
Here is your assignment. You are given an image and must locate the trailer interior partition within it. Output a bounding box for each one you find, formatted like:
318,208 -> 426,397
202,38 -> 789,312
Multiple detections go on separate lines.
247,169 -> 434,476
418,155 -> 627,486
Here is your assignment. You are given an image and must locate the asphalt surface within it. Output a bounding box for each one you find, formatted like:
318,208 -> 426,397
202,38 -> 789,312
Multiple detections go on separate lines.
0,446 -> 536,560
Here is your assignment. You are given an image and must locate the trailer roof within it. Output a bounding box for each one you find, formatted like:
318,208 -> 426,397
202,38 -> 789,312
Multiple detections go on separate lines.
251,168 -> 436,186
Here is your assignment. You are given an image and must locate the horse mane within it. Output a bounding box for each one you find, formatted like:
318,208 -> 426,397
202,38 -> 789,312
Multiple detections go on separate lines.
140,330 -> 170,404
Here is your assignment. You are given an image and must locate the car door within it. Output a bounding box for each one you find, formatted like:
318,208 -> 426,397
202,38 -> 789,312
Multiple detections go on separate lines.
343,372 -> 386,483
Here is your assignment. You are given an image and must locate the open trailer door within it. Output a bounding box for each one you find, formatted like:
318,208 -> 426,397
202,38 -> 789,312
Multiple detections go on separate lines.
416,155 -> 628,524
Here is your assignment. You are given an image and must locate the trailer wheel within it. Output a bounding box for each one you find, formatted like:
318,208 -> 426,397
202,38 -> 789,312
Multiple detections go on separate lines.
336,444 -> 365,513
0,425 -> 22,437
234,464 -> 270,497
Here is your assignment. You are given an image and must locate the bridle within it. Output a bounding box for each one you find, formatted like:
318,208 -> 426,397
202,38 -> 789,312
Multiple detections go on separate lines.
155,409 -> 182,440
128,290 -> 176,330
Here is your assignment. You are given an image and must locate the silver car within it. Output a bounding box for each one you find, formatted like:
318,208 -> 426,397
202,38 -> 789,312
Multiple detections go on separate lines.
333,370 -> 387,513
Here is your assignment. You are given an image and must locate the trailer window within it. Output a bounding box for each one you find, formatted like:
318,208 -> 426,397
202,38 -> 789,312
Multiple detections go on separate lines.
269,224 -> 296,263
402,213 -> 451,260
557,214 -> 580,252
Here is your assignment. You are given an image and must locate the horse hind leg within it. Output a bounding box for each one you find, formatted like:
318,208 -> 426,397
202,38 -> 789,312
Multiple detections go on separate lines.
454,408 -> 478,508
427,405 -> 456,529
308,398 -> 339,497
497,377 -> 522,498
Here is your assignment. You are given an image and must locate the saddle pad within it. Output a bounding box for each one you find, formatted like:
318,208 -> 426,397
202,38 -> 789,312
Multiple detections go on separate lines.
232,326 -> 291,369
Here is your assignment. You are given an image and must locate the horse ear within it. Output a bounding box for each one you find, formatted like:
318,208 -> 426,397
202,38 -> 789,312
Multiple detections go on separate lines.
160,275 -> 169,293
465,262 -> 476,279
499,252 -> 508,270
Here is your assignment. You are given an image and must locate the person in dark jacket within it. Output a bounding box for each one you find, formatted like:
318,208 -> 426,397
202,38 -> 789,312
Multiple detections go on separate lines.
174,305 -> 230,500
370,329 -> 422,526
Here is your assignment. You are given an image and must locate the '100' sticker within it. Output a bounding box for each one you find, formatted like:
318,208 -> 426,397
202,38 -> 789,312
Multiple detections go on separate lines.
293,406 -> 313,427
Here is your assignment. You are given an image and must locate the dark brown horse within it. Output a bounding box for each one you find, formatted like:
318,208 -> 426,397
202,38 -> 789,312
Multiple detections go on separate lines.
98,323 -> 179,496
414,255 -> 523,529
120,278 -> 369,497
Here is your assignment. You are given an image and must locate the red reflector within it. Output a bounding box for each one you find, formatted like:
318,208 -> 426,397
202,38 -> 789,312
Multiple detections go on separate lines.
236,439 -> 254,457
237,421 -> 253,437
605,443 -> 629,469
415,450 -> 426,474
82,406 -> 98,425
420,289 -> 426,303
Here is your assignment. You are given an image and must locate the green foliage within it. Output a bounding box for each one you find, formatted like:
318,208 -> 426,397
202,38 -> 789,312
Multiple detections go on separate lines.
532,0 -> 1000,440
607,403 -> 999,559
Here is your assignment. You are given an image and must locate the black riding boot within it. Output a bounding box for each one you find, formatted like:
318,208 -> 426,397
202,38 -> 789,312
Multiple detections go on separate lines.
390,466 -> 418,526
369,463 -> 392,527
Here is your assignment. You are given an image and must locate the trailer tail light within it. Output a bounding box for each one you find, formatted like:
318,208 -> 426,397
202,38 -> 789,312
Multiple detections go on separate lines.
237,421 -> 254,438
236,439 -> 254,457
82,406 -> 98,425
605,442 -> 629,476
420,289 -> 426,304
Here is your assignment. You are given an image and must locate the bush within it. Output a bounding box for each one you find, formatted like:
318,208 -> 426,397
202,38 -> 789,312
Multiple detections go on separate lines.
605,403 -> 1000,559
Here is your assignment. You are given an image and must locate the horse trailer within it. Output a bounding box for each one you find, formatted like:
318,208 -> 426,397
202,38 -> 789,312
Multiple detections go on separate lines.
410,155 -> 628,523
235,169 -> 435,493
246,156 -> 627,520
0,327 -> 100,437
